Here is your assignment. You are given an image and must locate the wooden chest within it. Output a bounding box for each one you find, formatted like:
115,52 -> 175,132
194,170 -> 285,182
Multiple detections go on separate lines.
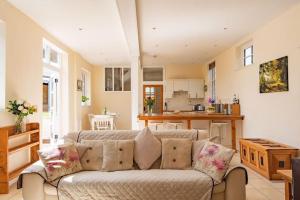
240,138 -> 298,180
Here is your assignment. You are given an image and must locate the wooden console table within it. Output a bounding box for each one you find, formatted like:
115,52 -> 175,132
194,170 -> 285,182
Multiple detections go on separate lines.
278,170 -> 292,200
138,112 -> 244,150
0,123 -> 40,194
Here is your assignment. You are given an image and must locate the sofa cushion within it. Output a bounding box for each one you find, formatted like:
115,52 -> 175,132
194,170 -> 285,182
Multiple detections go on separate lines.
134,127 -> 162,170
102,140 -> 134,171
38,144 -> 82,181
161,138 -> 192,169
57,170 -> 214,200
192,139 -> 208,167
194,142 -> 234,184
76,140 -> 103,171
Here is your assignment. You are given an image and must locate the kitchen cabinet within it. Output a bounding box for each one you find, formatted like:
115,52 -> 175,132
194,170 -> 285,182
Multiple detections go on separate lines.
189,79 -> 205,98
165,79 -> 204,99
173,79 -> 189,91
165,80 -> 174,98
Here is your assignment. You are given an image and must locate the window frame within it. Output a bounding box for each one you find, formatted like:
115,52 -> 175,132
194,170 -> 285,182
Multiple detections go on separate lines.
43,39 -> 63,68
208,61 -> 216,101
81,68 -> 91,106
243,45 -> 254,66
104,66 -> 131,92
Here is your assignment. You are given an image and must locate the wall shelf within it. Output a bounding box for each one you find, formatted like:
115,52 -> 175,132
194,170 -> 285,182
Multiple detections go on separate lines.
0,122 -> 40,194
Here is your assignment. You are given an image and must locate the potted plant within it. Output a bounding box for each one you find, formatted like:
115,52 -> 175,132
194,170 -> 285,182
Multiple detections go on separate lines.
82,96 -> 89,103
144,97 -> 155,115
7,100 -> 37,133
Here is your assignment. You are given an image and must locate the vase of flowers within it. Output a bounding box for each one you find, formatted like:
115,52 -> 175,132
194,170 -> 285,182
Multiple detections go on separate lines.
144,97 -> 155,115
7,100 -> 37,133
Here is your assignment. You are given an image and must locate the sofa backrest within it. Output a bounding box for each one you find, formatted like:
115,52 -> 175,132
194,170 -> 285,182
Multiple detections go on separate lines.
64,129 -> 208,143
64,129 -> 208,169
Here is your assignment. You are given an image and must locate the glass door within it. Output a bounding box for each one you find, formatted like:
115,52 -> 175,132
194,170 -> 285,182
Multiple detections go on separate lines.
43,68 -> 61,143
143,85 -> 163,113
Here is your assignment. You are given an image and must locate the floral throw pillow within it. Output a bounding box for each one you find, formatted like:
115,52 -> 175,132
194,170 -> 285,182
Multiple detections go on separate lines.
38,144 -> 82,181
194,142 -> 234,183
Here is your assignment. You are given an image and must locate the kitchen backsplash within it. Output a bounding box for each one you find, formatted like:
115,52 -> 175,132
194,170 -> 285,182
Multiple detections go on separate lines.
165,91 -> 204,111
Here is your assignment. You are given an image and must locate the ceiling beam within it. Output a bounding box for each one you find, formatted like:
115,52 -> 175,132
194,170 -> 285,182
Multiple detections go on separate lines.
115,0 -> 140,58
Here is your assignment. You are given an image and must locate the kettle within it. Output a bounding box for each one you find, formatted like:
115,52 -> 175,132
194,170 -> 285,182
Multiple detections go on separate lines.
193,104 -> 205,111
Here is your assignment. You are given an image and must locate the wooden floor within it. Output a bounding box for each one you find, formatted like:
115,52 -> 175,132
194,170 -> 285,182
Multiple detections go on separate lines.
0,154 -> 286,200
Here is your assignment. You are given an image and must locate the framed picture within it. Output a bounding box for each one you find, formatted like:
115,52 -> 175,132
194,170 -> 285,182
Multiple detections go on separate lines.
259,56 -> 288,93
77,80 -> 83,91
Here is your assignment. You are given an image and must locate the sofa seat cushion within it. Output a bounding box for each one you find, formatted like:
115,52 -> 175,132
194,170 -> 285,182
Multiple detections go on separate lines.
57,170 -> 215,200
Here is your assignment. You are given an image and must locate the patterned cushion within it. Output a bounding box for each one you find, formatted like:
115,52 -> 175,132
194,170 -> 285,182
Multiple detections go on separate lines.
192,139 -> 208,167
76,140 -> 103,170
160,138 -> 192,169
134,127 -> 161,170
38,144 -> 82,181
194,142 -> 234,183
102,140 -> 134,171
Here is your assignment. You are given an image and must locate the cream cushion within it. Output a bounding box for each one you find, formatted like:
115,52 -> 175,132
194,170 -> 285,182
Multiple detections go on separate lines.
134,127 -> 161,170
194,142 -> 234,183
102,140 -> 134,171
192,139 -> 208,167
160,138 -> 192,169
38,144 -> 82,181
76,140 -> 103,170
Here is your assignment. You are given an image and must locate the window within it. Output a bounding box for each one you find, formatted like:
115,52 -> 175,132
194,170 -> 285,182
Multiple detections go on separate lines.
81,69 -> 91,106
143,67 -> 164,82
105,67 -> 131,91
208,62 -> 216,100
43,39 -> 62,68
0,21 -> 5,111
243,45 -> 253,66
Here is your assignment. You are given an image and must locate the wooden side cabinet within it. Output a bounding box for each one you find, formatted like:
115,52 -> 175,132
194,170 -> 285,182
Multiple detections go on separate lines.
240,138 -> 298,180
0,123 -> 40,194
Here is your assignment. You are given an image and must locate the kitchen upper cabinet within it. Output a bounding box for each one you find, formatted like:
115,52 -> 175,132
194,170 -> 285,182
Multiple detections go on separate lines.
165,80 -> 174,98
173,79 -> 189,91
189,79 -> 204,98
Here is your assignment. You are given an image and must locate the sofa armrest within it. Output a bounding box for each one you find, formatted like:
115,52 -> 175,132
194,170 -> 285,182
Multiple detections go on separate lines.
224,166 -> 248,200
22,173 -> 45,200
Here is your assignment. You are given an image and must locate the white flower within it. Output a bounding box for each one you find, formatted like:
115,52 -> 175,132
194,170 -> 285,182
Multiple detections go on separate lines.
22,109 -> 28,114
17,100 -> 24,105
24,103 -> 30,108
18,106 -> 24,111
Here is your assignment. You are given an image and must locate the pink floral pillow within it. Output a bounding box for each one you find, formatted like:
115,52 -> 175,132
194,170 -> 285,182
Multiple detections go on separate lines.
194,142 -> 234,183
38,144 -> 82,181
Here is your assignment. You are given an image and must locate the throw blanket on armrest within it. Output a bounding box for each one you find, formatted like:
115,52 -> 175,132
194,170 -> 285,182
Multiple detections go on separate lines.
17,160 -> 61,189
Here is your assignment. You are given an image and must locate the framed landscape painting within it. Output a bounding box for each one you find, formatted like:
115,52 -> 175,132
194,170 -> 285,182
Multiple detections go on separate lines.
259,56 -> 288,93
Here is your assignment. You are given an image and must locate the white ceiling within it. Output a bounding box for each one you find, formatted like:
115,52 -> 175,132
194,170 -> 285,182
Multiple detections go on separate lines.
138,0 -> 300,65
7,0 -> 131,65
7,0 -> 300,66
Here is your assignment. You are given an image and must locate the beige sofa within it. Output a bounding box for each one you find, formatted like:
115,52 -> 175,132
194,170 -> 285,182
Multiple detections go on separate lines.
21,130 -> 247,200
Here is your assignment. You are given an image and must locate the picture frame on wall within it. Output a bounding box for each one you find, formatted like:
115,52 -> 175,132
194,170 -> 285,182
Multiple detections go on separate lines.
77,80 -> 83,91
259,56 -> 289,93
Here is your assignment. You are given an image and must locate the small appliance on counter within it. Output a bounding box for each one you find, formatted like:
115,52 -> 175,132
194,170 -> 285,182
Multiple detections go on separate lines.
193,104 -> 205,111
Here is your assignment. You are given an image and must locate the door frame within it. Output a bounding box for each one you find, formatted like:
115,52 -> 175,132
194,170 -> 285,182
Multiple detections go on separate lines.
143,84 -> 164,113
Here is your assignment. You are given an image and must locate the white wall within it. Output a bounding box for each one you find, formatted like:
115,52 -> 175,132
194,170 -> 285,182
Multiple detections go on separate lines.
204,3 -> 300,148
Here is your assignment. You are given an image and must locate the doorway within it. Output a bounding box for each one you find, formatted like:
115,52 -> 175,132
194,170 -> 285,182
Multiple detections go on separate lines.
143,85 -> 163,113
43,68 -> 61,142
